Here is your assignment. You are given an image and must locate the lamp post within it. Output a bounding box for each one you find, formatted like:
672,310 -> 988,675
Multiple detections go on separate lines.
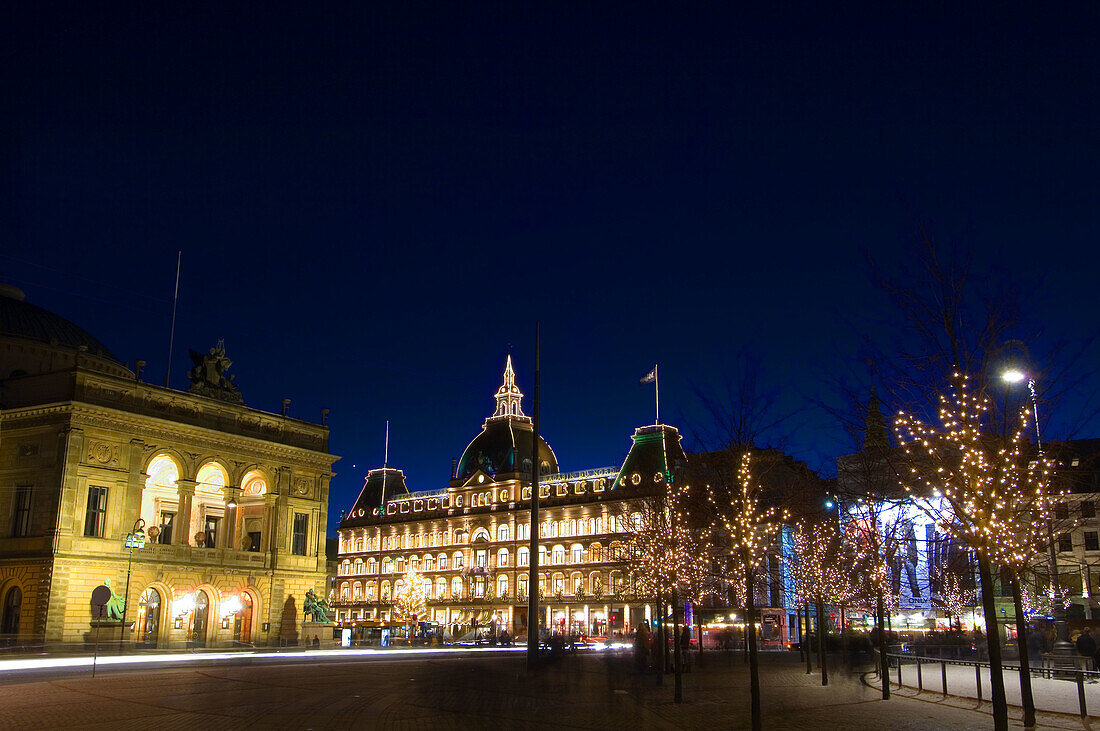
119,518 -> 146,650
1001,369 -> 1075,664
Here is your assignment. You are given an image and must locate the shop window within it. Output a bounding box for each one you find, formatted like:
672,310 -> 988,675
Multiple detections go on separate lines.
84,486 -> 108,537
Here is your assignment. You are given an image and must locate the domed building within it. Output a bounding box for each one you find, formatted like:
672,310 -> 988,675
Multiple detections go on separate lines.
0,285 -> 337,648
454,356 -> 558,482
336,356 -> 688,642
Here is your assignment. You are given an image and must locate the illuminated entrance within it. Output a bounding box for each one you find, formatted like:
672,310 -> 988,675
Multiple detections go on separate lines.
233,593 -> 253,643
137,587 -> 161,647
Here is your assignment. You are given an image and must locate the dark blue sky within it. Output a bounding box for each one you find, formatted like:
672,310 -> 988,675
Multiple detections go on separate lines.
5,4 -> 1098,526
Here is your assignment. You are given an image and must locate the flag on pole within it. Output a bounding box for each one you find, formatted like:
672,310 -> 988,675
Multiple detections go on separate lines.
640,366 -> 657,384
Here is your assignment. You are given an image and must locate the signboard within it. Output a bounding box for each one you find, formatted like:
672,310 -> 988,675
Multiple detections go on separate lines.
124,532 -> 146,549
340,628 -> 352,647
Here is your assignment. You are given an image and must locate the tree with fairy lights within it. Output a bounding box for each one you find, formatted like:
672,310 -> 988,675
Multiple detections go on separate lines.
894,372 -> 1061,731
620,472 -> 707,703
787,519 -> 850,685
707,451 -> 788,731
932,564 -> 974,632
393,568 -> 428,641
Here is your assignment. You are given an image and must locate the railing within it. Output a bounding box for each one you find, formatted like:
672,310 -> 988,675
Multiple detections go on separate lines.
880,650 -> 1099,718
542,467 -> 620,482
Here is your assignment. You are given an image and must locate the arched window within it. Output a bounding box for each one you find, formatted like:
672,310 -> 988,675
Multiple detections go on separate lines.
571,573 -> 583,595
435,577 -> 447,598
517,547 -> 530,567
552,545 -> 565,565
538,546 -> 548,565
381,581 -> 391,601
611,571 -> 624,593
353,559 -> 363,575
367,584 -> 376,600
569,519 -> 577,536
452,551 -> 464,569
340,582 -> 350,600
409,555 -> 420,571
422,577 -> 432,597
382,557 -> 394,574
552,574 -> 565,594
451,576 -> 463,598
423,555 -> 434,571
590,518 -> 598,535
395,557 -> 405,573
142,454 -> 180,543
355,537 -> 364,551
518,575 -> 529,597
497,575 -> 508,597
339,560 -> 349,576
571,543 -> 584,563
353,582 -> 362,600
366,558 -> 377,574
437,552 -> 448,570
551,522 -> 559,538
472,527 -> 490,543
497,548 -> 509,567
497,524 -> 509,541
590,544 -> 602,562
2,586 -> 22,635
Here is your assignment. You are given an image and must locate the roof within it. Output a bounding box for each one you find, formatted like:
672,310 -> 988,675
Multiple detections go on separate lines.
455,416 -> 559,480
0,285 -> 121,362
612,424 -> 688,490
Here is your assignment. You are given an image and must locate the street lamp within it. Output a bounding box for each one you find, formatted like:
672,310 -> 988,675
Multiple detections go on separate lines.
119,518 -> 146,650
1000,369 -> 1075,664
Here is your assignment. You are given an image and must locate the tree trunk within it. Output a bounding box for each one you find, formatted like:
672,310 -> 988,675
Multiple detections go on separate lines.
805,603 -> 813,674
797,606 -> 804,662
673,591 -> 683,703
1011,574 -> 1036,728
747,570 -> 761,731
817,599 -> 828,685
877,591 -> 889,700
977,552 -> 1009,731
656,591 -> 664,686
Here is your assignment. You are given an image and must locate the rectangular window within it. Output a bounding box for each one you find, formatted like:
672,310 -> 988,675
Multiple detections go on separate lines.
1058,533 -> 1073,553
11,486 -> 32,537
248,531 -> 261,552
84,486 -> 108,537
1083,502 -> 1096,519
1055,503 -> 1070,521
475,550 -> 487,568
1086,532 -> 1099,552
159,511 -> 175,544
204,516 -> 220,548
292,513 -> 308,555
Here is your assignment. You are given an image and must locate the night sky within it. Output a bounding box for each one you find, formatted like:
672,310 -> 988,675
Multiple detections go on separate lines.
5,4 -> 1098,528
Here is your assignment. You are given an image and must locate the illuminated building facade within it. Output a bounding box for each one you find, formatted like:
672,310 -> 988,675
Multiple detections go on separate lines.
335,357 -> 683,638
0,285 -> 337,647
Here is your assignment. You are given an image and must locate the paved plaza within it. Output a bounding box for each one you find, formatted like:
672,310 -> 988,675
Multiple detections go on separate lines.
0,649 -> 1093,730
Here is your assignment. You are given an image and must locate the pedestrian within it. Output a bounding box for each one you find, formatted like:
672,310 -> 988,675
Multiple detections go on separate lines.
679,625 -> 693,672
1076,627 -> 1097,669
634,623 -> 650,673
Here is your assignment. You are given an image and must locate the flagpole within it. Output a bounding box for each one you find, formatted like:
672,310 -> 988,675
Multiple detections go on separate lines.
380,420 -> 389,512
655,364 -> 660,425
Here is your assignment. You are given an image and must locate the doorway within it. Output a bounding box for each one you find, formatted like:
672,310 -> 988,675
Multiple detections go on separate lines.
233,593 -> 254,643
189,590 -> 210,647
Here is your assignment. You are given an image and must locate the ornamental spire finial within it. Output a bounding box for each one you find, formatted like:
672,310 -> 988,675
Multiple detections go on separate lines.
492,355 -> 525,418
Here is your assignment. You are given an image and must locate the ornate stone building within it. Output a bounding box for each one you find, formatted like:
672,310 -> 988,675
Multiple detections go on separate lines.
0,285 -> 337,647
335,356 -> 685,639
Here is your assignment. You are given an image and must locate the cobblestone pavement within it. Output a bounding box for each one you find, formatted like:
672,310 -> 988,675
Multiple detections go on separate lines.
0,650 -> 1092,730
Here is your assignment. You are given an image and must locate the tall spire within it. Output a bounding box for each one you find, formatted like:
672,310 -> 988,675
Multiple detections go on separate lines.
492,355 -> 526,419
863,388 -> 890,450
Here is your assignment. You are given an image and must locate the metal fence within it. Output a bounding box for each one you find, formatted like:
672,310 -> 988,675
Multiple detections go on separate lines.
881,650 -> 1099,718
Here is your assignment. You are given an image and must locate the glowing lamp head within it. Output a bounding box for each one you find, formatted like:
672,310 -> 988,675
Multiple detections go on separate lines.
824,500 -> 834,509
1001,369 -> 1026,384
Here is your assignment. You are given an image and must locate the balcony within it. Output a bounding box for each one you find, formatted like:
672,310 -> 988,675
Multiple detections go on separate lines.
140,542 -> 272,568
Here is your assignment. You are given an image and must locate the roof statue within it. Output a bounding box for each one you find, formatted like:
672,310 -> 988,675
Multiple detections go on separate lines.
187,339 -> 244,403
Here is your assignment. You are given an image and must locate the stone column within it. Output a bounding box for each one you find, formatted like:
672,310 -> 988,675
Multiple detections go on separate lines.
223,486 -> 242,550
175,479 -> 198,546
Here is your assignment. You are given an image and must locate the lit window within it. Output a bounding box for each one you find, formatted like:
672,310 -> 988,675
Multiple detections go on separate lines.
517,547 -> 529,566
498,524 -> 509,541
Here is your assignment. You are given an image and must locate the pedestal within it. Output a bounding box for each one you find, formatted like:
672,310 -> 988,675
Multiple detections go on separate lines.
301,621 -> 337,648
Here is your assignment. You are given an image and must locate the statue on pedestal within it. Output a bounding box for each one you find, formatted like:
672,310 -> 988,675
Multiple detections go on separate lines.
303,588 -> 332,624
